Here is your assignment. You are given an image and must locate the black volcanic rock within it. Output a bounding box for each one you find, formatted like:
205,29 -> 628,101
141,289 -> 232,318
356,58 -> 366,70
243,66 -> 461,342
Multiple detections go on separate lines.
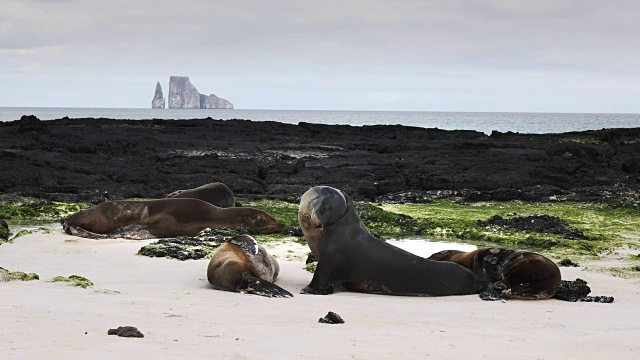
17,115 -> 50,134
477,215 -> 588,240
0,116 -> 638,204
108,326 -> 144,338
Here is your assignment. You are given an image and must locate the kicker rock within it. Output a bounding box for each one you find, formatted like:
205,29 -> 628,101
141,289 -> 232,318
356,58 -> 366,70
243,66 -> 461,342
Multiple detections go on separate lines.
151,81 -> 165,109
168,76 -> 201,109
200,94 -> 233,109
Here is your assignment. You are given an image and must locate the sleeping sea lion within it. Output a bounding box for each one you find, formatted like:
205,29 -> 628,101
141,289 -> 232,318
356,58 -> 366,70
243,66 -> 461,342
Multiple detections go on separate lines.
428,248 -> 561,300
165,182 -> 239,208
63,198 -> 284,239
207,234 -> 292,298
297,186 -> 483,296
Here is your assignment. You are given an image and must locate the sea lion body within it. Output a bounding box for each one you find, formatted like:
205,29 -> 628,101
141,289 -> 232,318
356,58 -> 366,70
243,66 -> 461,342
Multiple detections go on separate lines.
207,235 -> 292,298
165,182 -> 237,208
298,186 -> 482,296
428,248 -> 561,300
63,198 -> 284,239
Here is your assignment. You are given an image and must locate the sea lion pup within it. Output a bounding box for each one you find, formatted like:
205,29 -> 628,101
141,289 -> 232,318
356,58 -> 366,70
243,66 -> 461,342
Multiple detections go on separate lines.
63,198 -> 284,239
298,186 -> 483,296
165,182 -> 239,208
207,234 -> 293,298
428,248 -> 561,300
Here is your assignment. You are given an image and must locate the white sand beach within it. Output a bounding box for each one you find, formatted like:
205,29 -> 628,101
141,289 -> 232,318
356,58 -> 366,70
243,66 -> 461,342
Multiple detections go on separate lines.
1,231 -> 639,359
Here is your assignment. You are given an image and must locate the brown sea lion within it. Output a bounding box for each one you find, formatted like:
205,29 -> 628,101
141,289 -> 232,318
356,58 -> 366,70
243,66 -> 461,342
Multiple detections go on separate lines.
207,234 -> 292,298
298,186 -> 483,296
63,198 -> 284,239
428,248 -> 561,300
165,182 -> 239,208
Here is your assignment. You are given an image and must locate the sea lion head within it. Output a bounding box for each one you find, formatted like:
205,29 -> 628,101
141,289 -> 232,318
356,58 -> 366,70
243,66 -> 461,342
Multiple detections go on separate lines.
427,249 -> 465,261
298,186 -> 351,249
241,208 -> 285,234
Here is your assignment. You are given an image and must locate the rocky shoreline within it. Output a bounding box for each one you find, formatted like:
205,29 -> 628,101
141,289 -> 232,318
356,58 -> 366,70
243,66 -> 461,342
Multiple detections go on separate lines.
1,115 -> 638,205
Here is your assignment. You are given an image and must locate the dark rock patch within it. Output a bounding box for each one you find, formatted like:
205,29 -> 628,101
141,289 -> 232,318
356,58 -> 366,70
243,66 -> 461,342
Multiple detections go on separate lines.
305,252 -> 316,264
281,226 -> 303,237
554,278 -> 614,303
377,191 -> 433,204
17,115 -> 51,135
108,326 -> 144,338
319,311 -> 344,324
477,214 -> 588,240
554,278 -> 591,301
137,227 -> 249,260
558,259 -> 580,267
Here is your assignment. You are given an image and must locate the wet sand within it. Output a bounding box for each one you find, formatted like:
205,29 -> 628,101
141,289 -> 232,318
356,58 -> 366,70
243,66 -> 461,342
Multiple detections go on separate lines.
1,231 -> 639,359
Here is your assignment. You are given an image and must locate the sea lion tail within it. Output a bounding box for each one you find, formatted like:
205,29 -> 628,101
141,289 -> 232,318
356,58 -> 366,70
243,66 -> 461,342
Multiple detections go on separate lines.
239,274 -> 293,298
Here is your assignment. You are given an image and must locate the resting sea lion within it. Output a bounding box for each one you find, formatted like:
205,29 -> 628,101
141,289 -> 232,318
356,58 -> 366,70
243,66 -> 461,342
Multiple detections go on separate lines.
165,182 -> 239,208
63,198 -> 284,239
207,234 -> 292,298
298,186 -> 483,296
428,248 -> 561,300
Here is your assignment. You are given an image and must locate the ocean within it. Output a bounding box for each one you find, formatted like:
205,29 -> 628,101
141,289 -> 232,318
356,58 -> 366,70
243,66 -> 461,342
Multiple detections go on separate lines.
1,107 -> 638,134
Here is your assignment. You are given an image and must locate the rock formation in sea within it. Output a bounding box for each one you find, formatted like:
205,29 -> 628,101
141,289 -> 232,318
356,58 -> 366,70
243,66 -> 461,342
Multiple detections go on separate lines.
168,76 -> 201,109
151,81 -> 165,109
168,76 -> 233,109
200,94 -> 233,109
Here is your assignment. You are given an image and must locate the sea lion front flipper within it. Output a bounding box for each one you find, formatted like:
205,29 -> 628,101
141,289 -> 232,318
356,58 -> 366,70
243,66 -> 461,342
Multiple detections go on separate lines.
238,274 -> 293,298
299,259 -> 341,295
63,225 -> 110,240
300,283 -> 336,295
479,269 -> 501,301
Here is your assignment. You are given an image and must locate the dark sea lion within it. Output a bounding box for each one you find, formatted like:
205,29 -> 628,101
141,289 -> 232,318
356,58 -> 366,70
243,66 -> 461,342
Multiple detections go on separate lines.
297,186 -> 483,296
63,198 -> 284,239
428,248 -> 561,300
207,234 -> 292,298
165,182 -> 239,208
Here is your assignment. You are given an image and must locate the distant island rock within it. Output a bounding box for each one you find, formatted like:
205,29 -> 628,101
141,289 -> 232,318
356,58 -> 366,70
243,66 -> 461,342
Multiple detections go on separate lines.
152,81 -> 166,109
166,76 -> 233,109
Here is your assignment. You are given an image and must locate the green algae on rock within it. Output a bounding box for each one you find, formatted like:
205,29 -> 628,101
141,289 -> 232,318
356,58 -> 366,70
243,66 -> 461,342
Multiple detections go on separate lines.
382,199 -> 639,256
0,266 -> 40,282
304,262 -> 317,273
0,220 -> 9,242
137,227 -> 248,260
237,198 -> 300,227
50,275 -> 94,288
0,195 -> 91,221
354,202 -> 428,237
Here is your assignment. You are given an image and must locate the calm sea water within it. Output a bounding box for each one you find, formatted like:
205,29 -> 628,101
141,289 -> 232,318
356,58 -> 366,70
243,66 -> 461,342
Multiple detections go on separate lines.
1,107 -> 638,134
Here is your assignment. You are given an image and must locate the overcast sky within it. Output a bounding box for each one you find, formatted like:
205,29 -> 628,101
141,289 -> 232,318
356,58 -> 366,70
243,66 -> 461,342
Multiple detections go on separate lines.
1,0 -> 639,112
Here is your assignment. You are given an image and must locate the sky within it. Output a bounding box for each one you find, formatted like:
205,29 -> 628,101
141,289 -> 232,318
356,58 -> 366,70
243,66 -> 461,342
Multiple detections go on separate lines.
1,0 -> 639,112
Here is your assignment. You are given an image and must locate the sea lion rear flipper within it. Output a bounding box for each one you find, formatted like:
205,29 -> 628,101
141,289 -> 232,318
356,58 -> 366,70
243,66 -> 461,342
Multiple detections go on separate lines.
479,269 -> 501,301
238,275 -> 293,298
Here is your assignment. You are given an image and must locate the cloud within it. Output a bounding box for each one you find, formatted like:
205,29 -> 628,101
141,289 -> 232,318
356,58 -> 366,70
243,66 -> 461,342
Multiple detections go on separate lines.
0,1 -> 639,111
2,0 -> 638,71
